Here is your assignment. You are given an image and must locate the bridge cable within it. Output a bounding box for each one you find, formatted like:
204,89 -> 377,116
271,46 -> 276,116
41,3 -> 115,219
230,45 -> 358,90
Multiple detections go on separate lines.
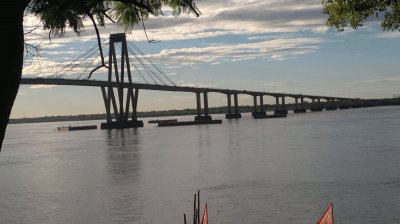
54,49 -> 100,79
51,44 -> 100,79
78,53 -> 102,80
126,44 -> 166,85
127,42 -> 176,86
130,60 -> 150,84
126,44 -> 165,85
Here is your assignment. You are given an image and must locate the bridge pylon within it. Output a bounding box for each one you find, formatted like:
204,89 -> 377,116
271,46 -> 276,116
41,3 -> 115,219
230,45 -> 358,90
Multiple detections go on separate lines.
100,33 -> 144,129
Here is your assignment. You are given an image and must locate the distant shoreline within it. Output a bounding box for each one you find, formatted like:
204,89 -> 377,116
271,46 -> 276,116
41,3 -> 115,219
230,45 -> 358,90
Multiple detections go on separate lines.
9,105 -> 258,124
9,99 -> 400,124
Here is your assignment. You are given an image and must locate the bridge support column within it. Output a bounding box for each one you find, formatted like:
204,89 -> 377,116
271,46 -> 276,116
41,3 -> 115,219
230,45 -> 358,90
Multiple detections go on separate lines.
338,100 -> 350,109
350,99 -> 363,108
253,95 -> 267,118
311,98 -> 323,112
101,86 -> 112,123
227,94 -> 231,114
326,99 -> 338,110
294,97 -> 307,113
204,92 -> 209,117
195,91 -> 212,122
226,93 -> 241,119
101,33 -> 143,129
252,95 -> 258,116
274,96 -> 288,116
196,92 -> 202,117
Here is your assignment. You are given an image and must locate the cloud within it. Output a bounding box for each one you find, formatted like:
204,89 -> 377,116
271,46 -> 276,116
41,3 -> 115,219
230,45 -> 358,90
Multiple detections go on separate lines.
29,85 -> 56,89
149,36 -> 323,64
125,0 -> 327,41
353,77 -> 400,84
211,61 -> 221,65
23,35 -> 323,79
24,0 -> 327,43
21,0 -> 329,79
171,96 -> 195,100
263,81 -> 297,87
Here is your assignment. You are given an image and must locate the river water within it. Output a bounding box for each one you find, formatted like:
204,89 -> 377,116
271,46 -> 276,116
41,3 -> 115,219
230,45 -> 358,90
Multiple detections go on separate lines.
1,106 -> 399,224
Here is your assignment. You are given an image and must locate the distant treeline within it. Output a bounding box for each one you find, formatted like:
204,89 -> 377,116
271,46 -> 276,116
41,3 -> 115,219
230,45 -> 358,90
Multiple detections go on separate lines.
9,97 -> 400,124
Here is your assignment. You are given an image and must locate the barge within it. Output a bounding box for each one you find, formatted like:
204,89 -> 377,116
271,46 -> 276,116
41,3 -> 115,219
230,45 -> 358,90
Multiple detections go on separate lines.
158,119 -> 222,127
57,125 -> 97,131
148,118 -> 178,124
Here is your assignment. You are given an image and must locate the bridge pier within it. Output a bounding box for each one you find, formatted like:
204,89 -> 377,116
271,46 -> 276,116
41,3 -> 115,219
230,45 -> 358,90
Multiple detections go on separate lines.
311,98 -> 323,111
294,97 -> 306,113
226,93 -> 241,119
101,33 -> 143,129
274,96 -> 288,116
338,100 -> 350,109
195,92 -> 212,121
326,99 -> 338,110
252,95 -> 267,118
350,99 -> 364,108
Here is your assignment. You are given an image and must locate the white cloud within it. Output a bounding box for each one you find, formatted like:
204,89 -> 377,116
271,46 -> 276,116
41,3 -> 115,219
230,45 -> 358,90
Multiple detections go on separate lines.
21,1 -> 329,79
171,96 -> 195,100
263,81 -> 297,87
24,0 -> 327,43
354,77 -> 400,84
29,85 -> 56,89
149,36 -> 323,64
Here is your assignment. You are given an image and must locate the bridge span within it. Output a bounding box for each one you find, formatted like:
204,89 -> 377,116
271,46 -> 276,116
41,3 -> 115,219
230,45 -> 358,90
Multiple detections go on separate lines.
20,77 -> 354,101
20,33 -> 364,129
20,76 -> 363,127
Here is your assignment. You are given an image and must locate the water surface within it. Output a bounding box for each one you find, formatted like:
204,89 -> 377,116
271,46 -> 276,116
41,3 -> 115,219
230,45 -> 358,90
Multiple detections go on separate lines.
1,106 -> 399,224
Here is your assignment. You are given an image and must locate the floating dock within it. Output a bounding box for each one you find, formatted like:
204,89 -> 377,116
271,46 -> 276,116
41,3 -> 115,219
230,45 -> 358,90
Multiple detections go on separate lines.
57,125 -> 97,131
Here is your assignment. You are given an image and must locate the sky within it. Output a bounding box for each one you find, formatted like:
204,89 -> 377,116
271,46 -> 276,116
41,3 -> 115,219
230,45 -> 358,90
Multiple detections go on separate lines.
12,0 -> 400,118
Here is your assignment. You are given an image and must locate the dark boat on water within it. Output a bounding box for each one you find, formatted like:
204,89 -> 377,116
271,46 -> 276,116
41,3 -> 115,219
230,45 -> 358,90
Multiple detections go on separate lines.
57,125 -> 97,131
148,118 -> 178,124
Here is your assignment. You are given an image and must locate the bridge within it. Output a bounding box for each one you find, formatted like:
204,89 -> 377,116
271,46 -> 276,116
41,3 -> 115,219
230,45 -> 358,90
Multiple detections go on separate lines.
21,33 -> 364,129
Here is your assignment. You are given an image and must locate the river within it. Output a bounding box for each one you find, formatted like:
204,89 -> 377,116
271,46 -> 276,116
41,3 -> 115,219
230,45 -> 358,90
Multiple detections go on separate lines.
1,106 -> 399,224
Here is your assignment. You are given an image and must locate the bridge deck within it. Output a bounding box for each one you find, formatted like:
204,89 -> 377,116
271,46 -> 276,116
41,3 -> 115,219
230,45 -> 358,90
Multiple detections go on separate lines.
20,78 -> 356,101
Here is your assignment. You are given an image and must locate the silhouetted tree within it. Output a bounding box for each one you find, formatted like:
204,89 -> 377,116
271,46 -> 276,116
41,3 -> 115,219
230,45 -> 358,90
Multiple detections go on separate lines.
322,0 -> 400,31
0,0 -> 199,150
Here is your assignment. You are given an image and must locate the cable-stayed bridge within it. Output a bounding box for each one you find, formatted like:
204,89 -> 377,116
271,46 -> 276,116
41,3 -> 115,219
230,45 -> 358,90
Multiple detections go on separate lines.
21,33 -> 364,129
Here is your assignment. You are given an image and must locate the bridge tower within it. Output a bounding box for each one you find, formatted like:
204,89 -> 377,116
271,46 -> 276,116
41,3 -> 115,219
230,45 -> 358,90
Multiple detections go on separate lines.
100,33 -> 144,129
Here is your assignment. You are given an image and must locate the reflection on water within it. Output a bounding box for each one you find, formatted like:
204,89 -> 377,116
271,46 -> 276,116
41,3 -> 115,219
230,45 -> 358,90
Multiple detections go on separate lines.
105,129 -> 145,223
105,129 -> 142,185
1,106 -> 400,224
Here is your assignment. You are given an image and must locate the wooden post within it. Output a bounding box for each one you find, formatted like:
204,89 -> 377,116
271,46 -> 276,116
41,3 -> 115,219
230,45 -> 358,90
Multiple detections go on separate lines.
197,191 -> 200,224
193,194 -> 197,224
